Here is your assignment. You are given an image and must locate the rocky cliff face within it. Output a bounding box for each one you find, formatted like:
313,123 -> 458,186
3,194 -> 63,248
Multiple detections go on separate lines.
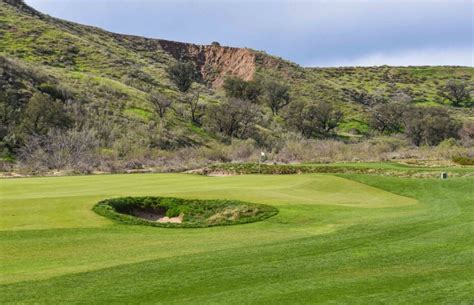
157,40 -> 257,87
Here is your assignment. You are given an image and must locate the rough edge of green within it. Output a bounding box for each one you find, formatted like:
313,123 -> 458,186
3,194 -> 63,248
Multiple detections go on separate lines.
92,196 -> 279,228
194,163 -> 474,178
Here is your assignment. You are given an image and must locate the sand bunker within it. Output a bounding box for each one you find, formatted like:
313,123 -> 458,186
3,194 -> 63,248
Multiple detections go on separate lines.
93,196 -> 278,228
128,207 -> 183,223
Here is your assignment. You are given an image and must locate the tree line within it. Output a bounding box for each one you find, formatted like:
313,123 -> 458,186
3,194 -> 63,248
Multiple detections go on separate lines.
0,58 -> 471,169
160,60 -> 470,146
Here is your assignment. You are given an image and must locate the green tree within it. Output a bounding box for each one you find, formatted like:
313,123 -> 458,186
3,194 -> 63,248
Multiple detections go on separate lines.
369,102 -> 407,134
223,76 -> 262,102
206,98 -> 261,138
286,101 -> 343,138
167,61 -> 196,93
264,80 -> 290,115
439,80 -> 472,107
20,93 -> 72,135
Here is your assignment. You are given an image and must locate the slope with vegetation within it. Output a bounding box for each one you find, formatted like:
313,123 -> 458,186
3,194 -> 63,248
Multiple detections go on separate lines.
0,0 -> 473,174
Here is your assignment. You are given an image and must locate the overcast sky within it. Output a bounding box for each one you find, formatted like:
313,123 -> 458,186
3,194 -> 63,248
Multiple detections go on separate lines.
25,0 -> 473,67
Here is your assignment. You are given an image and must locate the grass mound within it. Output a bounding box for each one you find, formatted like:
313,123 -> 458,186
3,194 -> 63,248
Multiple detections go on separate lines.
93,196 -> 278,228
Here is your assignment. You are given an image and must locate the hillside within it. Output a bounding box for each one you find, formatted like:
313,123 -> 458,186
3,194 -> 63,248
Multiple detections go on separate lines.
0,0 -> 473,173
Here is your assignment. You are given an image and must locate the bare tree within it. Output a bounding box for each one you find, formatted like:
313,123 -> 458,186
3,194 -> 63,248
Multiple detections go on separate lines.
149,91 -> 173,118
184,91 -> 205,125
19,128 -> 98,172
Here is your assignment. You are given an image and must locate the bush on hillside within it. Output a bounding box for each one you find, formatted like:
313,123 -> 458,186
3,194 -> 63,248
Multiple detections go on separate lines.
223,76 -> 262,102
452,156 -> 474,166
285,100 -> 343,138
439,80 -> 472,107
205,98 -> 262,139
403,106 -> 461,146
369,102 -> 407,134
167,61 -> 197,93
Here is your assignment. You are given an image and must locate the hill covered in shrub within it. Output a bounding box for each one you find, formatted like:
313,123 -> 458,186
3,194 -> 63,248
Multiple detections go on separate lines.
0,0 -> 472,174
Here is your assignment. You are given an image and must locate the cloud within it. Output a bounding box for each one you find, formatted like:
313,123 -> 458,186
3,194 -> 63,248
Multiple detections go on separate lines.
310,47 -> 473,67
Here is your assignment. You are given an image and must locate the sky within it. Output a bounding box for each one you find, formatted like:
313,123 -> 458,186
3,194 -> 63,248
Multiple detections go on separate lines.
25,0 -> 473,67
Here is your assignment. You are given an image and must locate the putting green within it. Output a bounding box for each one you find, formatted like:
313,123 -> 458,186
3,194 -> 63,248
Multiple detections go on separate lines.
0,174 -> 414,232
1,173 -> 472,304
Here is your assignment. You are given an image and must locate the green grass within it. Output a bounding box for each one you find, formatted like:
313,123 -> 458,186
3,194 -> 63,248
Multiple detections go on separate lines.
302,161 -> 474,172
0,172 -> 472,304
124,107 -> 154,121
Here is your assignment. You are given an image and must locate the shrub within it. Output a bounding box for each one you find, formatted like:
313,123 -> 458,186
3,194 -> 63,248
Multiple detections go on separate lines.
458,121 -> 474,147
19,93 -> 72,136
403,106 -> 461,146
438,80 -> 472,107
285,101 -> 343,138
369,102 -> 406,134
452,156 -> 474,166
38,83 -> 73,101
223,76 -> 262,103
167,61 -> 197,93
205,98 -> 262,139
19,128 -> 98,172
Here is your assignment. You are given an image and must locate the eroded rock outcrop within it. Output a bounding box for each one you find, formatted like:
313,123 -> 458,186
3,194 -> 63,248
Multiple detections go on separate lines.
157,39 -> 257,87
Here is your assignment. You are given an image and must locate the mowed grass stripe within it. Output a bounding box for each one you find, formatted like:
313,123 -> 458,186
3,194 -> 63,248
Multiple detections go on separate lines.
1,217 -> 471,304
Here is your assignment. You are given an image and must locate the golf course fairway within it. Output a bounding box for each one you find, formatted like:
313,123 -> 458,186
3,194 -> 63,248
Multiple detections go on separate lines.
1,173 -> 472,304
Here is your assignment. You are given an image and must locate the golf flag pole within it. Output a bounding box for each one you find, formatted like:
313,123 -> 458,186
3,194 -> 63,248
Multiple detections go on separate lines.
260,151 -> 265,174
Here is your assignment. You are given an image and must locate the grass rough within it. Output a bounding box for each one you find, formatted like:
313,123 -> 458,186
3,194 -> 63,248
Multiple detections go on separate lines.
196,162 -> 474,178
